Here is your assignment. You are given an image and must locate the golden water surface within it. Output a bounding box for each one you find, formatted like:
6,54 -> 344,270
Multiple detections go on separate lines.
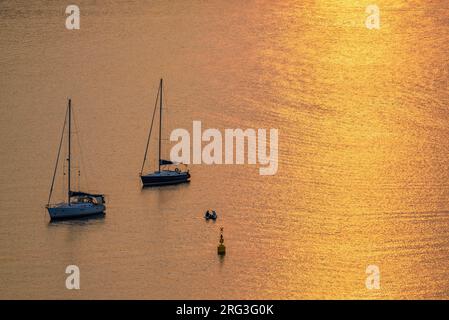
0,0 -> 448,299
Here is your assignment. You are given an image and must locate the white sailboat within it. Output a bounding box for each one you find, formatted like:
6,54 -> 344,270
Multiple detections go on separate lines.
46,99 -> 105,220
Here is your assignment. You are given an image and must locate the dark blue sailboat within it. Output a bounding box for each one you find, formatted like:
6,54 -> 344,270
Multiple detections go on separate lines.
140,79 -> 190,187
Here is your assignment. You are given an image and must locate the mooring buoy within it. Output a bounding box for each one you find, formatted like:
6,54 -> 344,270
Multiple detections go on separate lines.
217,227 -> 226,255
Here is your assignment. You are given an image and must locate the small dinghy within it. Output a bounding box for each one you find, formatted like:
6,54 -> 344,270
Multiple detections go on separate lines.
46,99 -> 106,221
204,210 -> 217,220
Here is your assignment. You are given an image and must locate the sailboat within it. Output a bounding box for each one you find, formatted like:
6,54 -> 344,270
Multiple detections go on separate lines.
140,79 -> 190,187
46,99 -> 105,220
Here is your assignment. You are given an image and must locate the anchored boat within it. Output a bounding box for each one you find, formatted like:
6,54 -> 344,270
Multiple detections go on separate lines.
140,79 -> 190,187
46,99 -> 105,220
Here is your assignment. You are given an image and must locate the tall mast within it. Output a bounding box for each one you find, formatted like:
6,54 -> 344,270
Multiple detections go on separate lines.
158,78 -> 163,172
68,98 -> 72,205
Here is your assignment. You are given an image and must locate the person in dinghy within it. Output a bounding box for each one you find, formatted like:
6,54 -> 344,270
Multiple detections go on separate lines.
204,210 -> 217,220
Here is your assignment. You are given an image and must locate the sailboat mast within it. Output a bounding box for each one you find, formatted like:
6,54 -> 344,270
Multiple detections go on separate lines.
158,78 -> 163,172
68,98 -> 71,205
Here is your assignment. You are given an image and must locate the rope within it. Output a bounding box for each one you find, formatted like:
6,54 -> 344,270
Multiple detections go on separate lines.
140,84 -> 161,175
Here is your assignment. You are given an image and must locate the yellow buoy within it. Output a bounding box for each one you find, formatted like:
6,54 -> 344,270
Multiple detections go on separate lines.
217,227 -> 226,255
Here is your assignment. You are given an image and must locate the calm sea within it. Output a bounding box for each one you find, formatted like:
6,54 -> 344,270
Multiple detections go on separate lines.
1,0 -> 448,299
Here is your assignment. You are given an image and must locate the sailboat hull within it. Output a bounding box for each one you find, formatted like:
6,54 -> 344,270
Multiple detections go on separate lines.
47,203 -> 105,220
141,171 -> 190,187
